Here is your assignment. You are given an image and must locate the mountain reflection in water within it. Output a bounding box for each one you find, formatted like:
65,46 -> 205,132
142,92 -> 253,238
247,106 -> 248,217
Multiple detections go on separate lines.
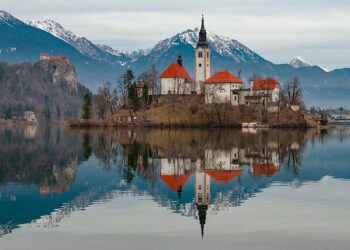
0,127 -> 350,238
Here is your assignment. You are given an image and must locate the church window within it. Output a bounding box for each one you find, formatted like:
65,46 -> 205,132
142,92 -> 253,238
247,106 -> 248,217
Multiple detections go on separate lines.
198,51 -> 203,58
199,63 -> 202,67
207,51 -> 209,58
198,185 -> 202,190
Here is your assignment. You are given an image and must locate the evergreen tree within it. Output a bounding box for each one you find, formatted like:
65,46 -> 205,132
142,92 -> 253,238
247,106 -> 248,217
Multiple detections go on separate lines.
128,82 -> 138,110
81,94 -> 92,119
117,69 -> 136,106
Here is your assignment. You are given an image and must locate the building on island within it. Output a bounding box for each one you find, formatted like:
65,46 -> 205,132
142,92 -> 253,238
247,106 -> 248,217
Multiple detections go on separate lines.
158,15 -> 281,111
204,71 -> 243,105
159,15 -> 211,96
136,81 -> 154,98
159,55 -> 195,95
248,78 -> 280,105
195,15 -> 211,93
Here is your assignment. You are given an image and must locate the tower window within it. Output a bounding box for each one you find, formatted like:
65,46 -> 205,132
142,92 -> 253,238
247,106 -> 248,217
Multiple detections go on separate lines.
198,51 -> 203,58
207,51 -> 209,58
199,63 -> 202,67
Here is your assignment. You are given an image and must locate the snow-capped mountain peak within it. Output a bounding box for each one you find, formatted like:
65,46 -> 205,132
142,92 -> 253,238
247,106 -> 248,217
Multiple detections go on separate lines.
27,19 -> 109,60
289,56 -> 312,68
0,10 -> 21,27
145,28 -> 268,64
27,19 -> 79,43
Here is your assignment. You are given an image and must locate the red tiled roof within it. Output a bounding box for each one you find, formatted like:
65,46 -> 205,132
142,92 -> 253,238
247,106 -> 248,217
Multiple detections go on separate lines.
251,164 -> 278,176
160,63 -> 191,79
253,79 -> 279,90
160,174 -> 190,191
204,71 -> 243,84
205,170 -> 242,183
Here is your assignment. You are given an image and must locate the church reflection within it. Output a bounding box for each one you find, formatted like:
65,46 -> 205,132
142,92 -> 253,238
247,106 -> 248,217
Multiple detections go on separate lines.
112,129 -> 303,237
1,127 -> 349,237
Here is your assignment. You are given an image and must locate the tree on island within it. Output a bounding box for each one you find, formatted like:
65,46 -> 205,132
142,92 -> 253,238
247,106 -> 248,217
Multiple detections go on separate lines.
81,93 -> 92,119
93,81 -> 118,119
117,69 -> 136,105
128,82 -> 139,110
284,77 -> 303,104
138,65 -> 159,96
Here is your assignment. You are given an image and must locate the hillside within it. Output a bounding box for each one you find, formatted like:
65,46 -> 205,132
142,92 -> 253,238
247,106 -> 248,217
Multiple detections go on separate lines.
0,59 -> 90,122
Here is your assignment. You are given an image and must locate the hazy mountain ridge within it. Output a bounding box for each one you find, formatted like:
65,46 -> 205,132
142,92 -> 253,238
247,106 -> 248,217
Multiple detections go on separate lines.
2,10 -> 350,107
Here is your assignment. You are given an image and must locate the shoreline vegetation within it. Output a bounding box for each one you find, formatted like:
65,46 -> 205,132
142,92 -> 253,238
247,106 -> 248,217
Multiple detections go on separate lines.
68,95 -> 311,129
68,69 -> 326,129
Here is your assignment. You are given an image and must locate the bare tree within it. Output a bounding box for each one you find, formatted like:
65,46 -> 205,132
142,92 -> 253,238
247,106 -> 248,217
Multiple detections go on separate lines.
93,82 -> 119,119
93,91 -> 108,119
138,65 -> 159,96
284,77 -> 303,104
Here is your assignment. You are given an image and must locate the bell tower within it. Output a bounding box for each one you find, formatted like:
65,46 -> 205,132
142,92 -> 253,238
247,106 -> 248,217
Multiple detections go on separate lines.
195,15 -> 211,91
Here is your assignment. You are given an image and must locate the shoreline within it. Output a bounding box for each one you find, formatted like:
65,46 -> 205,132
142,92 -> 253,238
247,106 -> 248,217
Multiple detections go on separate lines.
66,118 -> 310,129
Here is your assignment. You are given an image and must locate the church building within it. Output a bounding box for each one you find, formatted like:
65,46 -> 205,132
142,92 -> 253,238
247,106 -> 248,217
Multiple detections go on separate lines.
159,15 -> 280,109
159,15 -> 211,95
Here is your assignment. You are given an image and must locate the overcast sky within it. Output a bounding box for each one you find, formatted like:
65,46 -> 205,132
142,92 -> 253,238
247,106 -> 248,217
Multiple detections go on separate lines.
2,0 -> 350,70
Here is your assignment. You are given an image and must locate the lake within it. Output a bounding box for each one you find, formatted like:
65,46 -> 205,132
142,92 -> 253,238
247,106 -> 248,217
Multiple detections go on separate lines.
0,126 -> 350,249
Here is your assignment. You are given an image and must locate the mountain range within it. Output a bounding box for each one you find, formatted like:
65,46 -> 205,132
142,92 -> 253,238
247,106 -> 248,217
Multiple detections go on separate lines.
1,10 -> 350,107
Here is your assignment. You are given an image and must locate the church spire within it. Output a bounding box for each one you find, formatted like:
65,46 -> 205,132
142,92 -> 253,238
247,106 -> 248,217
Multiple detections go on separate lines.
197,204 -> 208,239
197,15 -> 208,48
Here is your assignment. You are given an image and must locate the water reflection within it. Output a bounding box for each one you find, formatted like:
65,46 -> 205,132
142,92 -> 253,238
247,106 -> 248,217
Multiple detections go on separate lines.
0,126 -> 349,238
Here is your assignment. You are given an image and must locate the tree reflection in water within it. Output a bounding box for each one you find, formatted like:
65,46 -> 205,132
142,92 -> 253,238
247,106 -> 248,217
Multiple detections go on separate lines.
0,127 -> 349,237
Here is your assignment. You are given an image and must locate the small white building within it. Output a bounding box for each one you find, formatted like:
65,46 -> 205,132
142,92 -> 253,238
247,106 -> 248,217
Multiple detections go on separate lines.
159,56 -> 195,95
204,71 -> 243,105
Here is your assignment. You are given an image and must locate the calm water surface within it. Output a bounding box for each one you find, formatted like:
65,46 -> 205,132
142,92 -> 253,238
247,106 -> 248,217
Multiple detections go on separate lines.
0,126 -> 350,249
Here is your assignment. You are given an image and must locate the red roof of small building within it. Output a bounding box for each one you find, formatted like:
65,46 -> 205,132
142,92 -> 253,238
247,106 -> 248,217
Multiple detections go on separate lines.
205,170 -> 242,184
204,71 -> 243,84
160,63 -> 191,79
251,164 -> 278,176
160,174 -> 190,191
253,78 -> 279,90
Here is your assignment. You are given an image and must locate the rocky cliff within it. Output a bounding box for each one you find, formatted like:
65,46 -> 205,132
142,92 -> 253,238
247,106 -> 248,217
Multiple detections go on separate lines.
0,59 -> 90,122
36,59 -> 78,91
